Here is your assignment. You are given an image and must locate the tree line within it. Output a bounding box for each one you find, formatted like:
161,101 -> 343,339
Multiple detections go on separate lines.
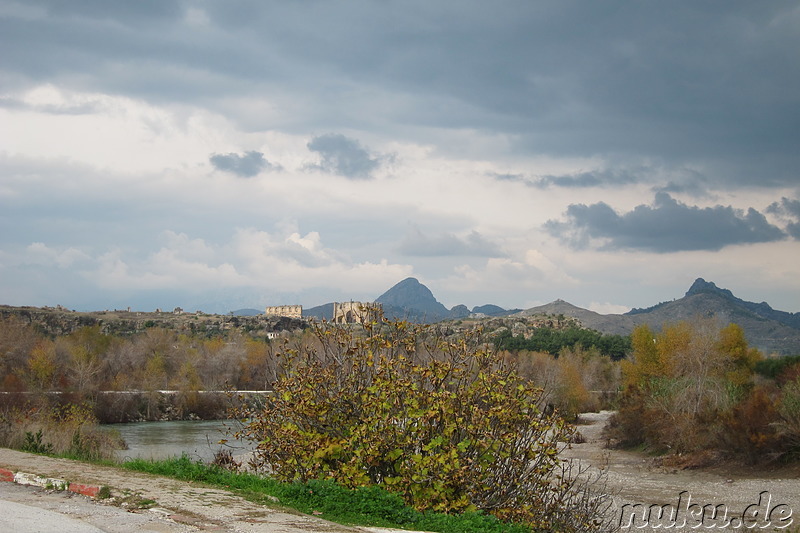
493,325 -> 631,360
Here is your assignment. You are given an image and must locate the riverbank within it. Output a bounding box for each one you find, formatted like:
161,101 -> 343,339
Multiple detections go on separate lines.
564,411 -> 800,530
0,390 -> 261,423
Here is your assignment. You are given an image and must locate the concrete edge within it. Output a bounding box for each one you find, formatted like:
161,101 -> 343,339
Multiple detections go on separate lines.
0,466 -> 103,498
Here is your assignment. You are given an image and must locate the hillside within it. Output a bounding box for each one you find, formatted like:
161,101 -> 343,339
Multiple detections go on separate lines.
517,300 -> 638,335
516,279 -> 800,355
376,277 -> 450,322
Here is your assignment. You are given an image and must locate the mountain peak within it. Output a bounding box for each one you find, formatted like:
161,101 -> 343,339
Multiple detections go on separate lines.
376,278 -> 449,321
685,278 -> 735,300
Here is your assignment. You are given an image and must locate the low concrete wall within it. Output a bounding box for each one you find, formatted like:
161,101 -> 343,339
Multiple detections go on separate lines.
0,466 -> 103,498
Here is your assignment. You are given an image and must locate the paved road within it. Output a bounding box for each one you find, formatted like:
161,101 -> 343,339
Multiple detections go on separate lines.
0,481 -> 196,532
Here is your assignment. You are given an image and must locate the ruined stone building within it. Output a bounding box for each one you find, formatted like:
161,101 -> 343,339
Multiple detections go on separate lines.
265,305 -> 302,319
332,301 -> 381,324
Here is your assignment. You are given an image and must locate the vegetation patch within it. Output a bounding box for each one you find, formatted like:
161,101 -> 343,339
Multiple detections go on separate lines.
122,455 -> 530,532
0,403 -> 124,461
605,319 -> 800,463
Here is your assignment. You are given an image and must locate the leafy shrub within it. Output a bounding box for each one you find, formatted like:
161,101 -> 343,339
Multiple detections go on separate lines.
754,354 -> 800,380
233,314 -> 614,531
21,429 -> 53,454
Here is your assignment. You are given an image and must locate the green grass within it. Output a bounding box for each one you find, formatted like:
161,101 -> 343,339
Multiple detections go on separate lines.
121,455 -> 530,533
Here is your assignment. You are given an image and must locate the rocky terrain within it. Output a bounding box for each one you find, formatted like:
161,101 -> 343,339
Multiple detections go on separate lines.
0,305 -> 306,339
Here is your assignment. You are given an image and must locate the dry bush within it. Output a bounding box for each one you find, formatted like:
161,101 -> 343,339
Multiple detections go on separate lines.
513,347 -> 620,419
0,402 -> 123,461
719,385 -> 783,463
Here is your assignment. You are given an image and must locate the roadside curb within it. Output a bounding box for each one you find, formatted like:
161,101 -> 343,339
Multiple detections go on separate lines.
0,466 -> 103,498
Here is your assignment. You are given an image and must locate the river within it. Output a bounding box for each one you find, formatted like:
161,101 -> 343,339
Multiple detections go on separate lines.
107,419 -> 254,463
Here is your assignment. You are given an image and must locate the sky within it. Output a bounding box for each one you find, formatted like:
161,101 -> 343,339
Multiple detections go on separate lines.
1,1 -> 799,315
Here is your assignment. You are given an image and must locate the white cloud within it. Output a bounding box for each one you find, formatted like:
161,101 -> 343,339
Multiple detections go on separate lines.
587,302 -> 631,315
25,242 -> 90,268
231,227 -> 412,293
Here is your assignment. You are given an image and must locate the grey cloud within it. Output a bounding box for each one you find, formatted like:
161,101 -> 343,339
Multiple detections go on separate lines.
209,151 -> 279,177
767,197 -> 800,218
490,173 -> 526,184
545,192 -> 786,253
306,134 -> 381,179
767,197 -> 800,239
1,2 -> 799,188
536,169 -> 638,189
0,95 -> 102,115
398,229 -> 504,257
654,180 -> 712,199
490,169 -> 639,189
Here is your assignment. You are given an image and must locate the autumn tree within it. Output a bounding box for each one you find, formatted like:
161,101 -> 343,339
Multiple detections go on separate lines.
609,318 -> 764,455
25,340 -> 59,392
0,317 -> 41,391
60,326 -> 113,398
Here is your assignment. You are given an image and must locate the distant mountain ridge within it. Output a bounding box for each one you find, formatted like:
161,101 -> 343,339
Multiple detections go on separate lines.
518,278 -> 800,355
252,276 -> 799,355
681,278 -> 800,329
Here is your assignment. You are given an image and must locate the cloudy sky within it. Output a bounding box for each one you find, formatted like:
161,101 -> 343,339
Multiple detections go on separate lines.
1,1 -> 799,315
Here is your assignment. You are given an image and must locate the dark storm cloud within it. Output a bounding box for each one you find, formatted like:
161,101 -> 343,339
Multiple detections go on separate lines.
306,134 -> 381,179
2,2 -> 799,187
398,229 -> 504,257
767,197 -> 800,239
545,192 -> 786,253
209,151 -> 279,177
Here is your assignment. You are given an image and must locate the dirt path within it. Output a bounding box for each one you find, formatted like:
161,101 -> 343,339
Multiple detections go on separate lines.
565,411 -> 800,530
0,447 -> 375,533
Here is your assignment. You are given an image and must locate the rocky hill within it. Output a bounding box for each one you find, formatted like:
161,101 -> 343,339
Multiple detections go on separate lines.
517,279 -> 800,355
375,277 -> 513,323
518,300 -> 638,335
376,277 -> 451,322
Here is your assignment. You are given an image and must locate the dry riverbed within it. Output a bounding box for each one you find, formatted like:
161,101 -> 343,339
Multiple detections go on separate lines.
565,411 -> 800,530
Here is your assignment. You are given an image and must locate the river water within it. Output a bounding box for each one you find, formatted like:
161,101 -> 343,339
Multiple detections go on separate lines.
107,420 -> 254,463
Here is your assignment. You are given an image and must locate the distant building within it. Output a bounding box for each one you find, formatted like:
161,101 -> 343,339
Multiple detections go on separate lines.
265,305 -> 302,319
332,302 -> 381,324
